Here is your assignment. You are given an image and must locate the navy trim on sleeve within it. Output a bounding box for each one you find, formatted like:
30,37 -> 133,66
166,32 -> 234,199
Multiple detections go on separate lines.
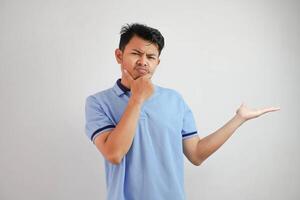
182,131 -> 197,138
91,125 -> 116,141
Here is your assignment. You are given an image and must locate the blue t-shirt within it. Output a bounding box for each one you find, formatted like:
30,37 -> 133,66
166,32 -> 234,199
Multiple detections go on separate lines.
85,79 -> 199,200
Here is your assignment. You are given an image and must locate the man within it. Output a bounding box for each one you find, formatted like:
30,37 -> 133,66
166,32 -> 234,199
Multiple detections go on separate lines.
85,23 -> 280,200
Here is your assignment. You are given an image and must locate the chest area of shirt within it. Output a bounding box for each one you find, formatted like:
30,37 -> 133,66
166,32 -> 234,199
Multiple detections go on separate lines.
117,100 -> 183,130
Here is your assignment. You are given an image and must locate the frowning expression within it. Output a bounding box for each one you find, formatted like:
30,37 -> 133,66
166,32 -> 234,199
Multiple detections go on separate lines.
115,35 -> 160,80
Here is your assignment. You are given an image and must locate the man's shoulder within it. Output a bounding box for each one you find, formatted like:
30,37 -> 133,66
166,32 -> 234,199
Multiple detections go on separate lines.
86,86 -> 114,104
93,87 -> 113,97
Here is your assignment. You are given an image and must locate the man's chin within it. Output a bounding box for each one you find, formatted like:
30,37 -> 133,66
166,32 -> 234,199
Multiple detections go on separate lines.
134,73 -> 151,79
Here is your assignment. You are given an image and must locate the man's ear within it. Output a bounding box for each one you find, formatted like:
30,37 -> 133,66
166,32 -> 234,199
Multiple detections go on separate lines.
157,58 -> 160,65
115,48 -> 123,64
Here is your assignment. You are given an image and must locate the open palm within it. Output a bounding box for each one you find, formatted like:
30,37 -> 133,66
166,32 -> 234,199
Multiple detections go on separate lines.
236,103 -> 280,121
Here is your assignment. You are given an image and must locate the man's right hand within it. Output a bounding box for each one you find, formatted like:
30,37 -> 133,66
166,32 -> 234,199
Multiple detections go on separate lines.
123,69 -> 154,104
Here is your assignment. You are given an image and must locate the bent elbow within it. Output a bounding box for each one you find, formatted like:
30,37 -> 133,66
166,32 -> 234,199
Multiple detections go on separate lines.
109,157 -> 122,165
193,158 -> 203,166
107,152 -> 123,165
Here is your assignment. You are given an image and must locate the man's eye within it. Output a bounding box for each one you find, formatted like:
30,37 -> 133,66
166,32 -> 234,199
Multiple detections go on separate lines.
148,57 -> 155,60
131,53 -> 139,55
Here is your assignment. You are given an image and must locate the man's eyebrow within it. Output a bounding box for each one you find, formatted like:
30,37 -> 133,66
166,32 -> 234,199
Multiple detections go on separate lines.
132,49 -> 157,57
147,53 -> 157,57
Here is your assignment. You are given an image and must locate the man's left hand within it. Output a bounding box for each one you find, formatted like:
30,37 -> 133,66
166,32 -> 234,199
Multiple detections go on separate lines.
236,103 -> 280,121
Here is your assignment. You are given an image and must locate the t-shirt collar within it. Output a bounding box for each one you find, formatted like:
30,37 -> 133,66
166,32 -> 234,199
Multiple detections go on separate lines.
113,78 -> 130,96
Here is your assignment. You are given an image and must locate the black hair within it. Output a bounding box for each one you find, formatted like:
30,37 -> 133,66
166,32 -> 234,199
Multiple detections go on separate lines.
119,23 -> 165,56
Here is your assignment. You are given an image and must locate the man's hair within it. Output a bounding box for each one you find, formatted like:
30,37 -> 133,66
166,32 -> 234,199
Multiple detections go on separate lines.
119,23 -> 165,56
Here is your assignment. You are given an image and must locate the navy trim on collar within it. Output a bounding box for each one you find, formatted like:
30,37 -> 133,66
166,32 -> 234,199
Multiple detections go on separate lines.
117,78 -> 130,93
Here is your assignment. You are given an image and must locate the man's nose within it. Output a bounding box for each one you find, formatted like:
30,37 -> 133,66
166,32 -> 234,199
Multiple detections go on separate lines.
137,55 -> 148,67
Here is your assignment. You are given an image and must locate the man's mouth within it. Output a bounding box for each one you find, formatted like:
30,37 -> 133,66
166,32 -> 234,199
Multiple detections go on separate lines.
136,67 -> 149,75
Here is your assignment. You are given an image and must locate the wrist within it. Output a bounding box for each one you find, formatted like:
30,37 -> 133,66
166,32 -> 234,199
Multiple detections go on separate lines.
129,96 -> 144,107
233,113 -> 247,125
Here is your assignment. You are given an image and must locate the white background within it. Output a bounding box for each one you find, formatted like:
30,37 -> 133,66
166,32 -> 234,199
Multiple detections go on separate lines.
1,0 -> 299,199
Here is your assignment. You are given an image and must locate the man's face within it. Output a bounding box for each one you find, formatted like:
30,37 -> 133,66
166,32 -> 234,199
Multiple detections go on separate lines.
115,35 -> 160,80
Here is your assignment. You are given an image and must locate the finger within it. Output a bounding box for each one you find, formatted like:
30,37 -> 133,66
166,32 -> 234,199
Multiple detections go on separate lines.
142,73 -> 152,79
260,107 -> 281,114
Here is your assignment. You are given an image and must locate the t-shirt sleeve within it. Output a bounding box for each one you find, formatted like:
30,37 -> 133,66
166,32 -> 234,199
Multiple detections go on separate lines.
85,95 -> 115,144
181,97 -> 198,140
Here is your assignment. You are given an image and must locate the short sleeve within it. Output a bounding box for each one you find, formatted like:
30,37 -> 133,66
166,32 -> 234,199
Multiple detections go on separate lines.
181,98 -> 198,140
85,95 -> 115,143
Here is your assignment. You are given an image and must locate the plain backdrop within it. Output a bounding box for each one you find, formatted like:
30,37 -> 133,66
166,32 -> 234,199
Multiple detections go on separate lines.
1,0 -> 299,199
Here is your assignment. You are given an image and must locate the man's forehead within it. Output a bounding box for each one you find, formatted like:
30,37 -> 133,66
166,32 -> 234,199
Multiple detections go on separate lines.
126,37 -> 159,54
132,47 -> 157,54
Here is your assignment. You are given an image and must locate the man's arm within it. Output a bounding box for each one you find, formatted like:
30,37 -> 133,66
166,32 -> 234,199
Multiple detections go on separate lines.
94,70 -> 153,165
183,103 -> 280,166
94,98 -> 143,165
